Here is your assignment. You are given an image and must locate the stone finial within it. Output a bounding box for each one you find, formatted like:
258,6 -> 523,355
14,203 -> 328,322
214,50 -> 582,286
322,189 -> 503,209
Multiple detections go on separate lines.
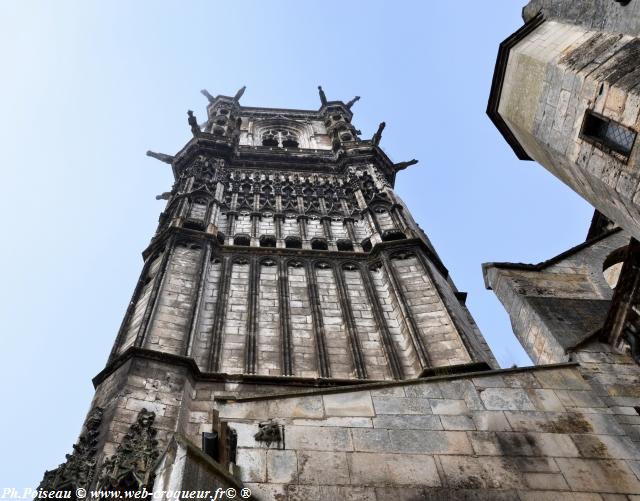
394,159 -> 418,171
200,89 -> 215,103
146,151 -> 175,164
234,85 -> 246,101
187,110 -> 200,137
346,96 -> 361,109
318,85 -> 327,105
372,121 -> 386,146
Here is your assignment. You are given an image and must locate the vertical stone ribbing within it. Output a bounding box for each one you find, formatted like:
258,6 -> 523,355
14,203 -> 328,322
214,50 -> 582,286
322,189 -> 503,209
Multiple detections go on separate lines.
244,256 -> 259,374
208,256 -> 233,372
305,262 -> 330,378
333,265 -> 367,379
360,264 -> 403,379
278,259 -> 293,375
321,217 -> 333,241
297,216 -> 308,240
382,253 -> 431,369
134,237 -> 175,348
184,242 -> 211,357
191,257 -> 222,370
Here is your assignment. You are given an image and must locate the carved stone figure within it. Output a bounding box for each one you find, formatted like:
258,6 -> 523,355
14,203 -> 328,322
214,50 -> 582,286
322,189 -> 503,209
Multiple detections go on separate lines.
254,420 -> 282,447
146,151 -> 174,164
394,159 -> 418,171
187,110 -> 200,137
346,96 -> 360,109
200,89 -> 215,103
318,85 -> 327,105
372,121 -> 386,146
97,408 -> 159,491
234,85 -> 246,101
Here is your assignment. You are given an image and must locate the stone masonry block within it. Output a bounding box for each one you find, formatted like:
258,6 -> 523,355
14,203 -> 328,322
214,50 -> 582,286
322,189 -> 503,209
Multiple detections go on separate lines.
372,396 -> 432,415
555,457 -> 640,494
286,425 -> 353,451
266,449 -> 297,484
323,392 -> 375,417
480,388 -> 536,411
297,451 -> 349,485
348,452 -> 441,486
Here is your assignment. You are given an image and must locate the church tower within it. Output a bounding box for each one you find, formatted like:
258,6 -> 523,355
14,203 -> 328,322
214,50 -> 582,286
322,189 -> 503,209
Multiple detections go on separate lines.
39,87 -> 496,494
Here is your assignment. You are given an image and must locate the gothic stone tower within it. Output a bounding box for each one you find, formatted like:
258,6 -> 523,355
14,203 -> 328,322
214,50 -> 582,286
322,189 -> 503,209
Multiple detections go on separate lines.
39,86 -> 496,494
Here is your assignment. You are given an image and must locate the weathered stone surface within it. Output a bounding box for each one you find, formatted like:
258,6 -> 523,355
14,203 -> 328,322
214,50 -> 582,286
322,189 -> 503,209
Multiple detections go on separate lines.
348,452 -> 440,486
323,392 -> 374,417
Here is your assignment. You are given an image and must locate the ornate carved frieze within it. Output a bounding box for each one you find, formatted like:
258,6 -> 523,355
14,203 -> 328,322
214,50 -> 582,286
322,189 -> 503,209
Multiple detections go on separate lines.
97,409 -> 159,491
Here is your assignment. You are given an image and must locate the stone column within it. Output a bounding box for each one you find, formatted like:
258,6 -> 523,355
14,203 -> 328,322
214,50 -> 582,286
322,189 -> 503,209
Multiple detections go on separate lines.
135,235 -> 177,348
244,256 -> 260,373
184,241 -> 212,358
278,259 -> 293,375
344,217 -> 362,252
274,213 -> 285,248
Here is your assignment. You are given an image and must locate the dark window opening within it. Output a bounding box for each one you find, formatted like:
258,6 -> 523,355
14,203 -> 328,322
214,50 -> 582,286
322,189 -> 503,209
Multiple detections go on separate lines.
311,238 -> 328,250
262,137 -> 278,147
336,239 -> 354,252
259,234 -> 277,248
282,138 -> 299,148
361,238 -> 372,252
183,219 -> 204,231
381,229 -> 406,241
233,234 -> 251,246
581,110 -> 636,160
285,235 -> 302,249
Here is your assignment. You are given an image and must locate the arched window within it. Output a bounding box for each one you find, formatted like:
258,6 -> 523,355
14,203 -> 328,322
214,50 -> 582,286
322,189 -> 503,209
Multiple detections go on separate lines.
261,128 -> 299,148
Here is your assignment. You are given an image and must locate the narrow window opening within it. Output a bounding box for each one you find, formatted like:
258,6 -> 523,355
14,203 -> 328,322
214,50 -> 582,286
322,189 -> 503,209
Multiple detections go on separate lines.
581,110 -> 636,161
285,235 -> 302,249
259,234 -> 276,248
311,238 -> 328,250
381,229 -> 407,241
336,239 -> 354,252
233,234 -> 251,246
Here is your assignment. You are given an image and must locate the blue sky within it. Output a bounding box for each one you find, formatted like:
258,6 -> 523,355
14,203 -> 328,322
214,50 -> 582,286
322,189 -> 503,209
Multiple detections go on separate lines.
0,1 -> 592,489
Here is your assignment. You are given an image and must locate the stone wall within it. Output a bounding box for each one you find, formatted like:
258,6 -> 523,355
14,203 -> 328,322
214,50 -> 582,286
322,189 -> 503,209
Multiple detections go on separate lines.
497,19 -> 640,240
214,364 -> 640,500
484,230 -> 629,365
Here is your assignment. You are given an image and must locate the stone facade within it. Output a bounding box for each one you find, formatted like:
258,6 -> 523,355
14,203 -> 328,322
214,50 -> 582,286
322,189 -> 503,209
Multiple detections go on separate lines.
39,2 -> 640,497
488,1 -> 640,241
